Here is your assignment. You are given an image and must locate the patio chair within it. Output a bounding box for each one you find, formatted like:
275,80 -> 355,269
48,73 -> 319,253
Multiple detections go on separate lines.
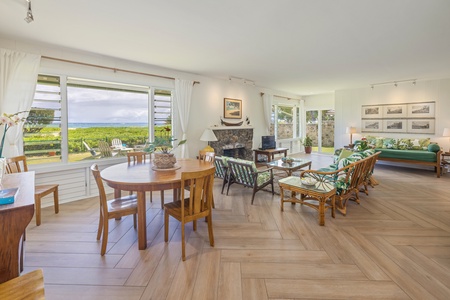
83,141 -> 100,157
111,138 -> 125,150
98,141 -> 118,157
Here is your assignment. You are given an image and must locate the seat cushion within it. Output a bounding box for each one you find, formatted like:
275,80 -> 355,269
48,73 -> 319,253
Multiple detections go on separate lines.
378,148 -> 437,162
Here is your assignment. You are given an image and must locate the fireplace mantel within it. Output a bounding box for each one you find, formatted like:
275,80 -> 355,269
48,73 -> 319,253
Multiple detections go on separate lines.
210,126 -> 253,130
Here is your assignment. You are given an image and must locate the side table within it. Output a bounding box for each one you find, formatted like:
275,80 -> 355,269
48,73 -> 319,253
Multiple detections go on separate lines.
442,152 -> 450,174
279,176 -> 335,226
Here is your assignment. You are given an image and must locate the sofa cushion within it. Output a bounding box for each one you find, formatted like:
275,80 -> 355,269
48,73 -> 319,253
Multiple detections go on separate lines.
378,148 -> 437,162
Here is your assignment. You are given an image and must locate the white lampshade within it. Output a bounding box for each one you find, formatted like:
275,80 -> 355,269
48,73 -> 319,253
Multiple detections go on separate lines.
200,128 -> 218,142
443,128 -> 450,137
346,127 -> 357,134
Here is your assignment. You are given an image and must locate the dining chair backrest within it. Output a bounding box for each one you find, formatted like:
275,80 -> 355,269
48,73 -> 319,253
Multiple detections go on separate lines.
5,155 -> 29,174
127,151 -> 147,165
181,167 -> 215,219
0,269 -> 45,299
199,150 -> 215,163
90,164 -> 108,212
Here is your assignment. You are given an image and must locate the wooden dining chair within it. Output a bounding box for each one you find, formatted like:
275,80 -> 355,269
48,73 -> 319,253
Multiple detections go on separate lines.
5,155 -> 59,226
90,164 -> 138,256
164,167 -> 215,261
127,151 -> 165,208
0,269 -> 46,299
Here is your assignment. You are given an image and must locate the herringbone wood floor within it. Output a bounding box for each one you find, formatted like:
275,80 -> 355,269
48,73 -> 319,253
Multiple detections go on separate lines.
23,154 -> 450,300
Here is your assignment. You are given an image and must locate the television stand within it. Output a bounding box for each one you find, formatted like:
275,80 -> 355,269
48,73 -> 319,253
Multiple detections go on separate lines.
253,147 -> 288,163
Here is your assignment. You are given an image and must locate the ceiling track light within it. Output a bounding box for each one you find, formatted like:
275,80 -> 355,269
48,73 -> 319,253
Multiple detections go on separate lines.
370,79 -> 417,90
24,0 -> 34,23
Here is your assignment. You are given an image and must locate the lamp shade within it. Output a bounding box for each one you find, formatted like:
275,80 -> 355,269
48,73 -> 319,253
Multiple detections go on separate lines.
346,127 -> 356,134
443,128 -> 450,137
200,128 -> 218,142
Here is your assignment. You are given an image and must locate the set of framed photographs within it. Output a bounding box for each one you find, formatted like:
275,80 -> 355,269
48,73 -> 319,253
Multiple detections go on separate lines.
361,102 -> 435,134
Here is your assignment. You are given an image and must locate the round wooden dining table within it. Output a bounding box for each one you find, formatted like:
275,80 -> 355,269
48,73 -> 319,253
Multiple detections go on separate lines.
100,158 -> 215,250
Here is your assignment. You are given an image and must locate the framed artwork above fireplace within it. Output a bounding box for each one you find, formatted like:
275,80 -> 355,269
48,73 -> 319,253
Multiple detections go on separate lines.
224,98 -> 242,119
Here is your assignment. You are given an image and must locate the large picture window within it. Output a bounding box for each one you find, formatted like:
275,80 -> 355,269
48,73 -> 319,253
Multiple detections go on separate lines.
25,75 -> 174,164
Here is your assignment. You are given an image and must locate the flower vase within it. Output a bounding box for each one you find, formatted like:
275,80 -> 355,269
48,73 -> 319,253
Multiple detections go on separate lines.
153,153 -> 177,169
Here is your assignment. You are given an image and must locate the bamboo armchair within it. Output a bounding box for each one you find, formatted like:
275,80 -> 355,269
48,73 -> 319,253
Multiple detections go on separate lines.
213,156 -> 229,194
299,153 -> 378,216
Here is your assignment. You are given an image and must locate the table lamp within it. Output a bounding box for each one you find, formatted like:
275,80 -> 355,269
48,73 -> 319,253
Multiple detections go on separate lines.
443,127 -> 450,152
346,126 -> 357,146
200,128 -> 218,152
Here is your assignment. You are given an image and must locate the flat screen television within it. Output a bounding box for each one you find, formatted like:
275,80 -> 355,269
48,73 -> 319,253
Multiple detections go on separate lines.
261,135 -> 276,150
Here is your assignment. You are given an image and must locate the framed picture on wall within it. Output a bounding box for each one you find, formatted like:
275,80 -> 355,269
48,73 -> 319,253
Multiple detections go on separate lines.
383,119 -> 407,133
407,102 -> 435,118
361,119 -> 382,132
383,104 -> 407,118
407,119 -> 435,134
223,98 -> 242,119
361,105 -> 382,118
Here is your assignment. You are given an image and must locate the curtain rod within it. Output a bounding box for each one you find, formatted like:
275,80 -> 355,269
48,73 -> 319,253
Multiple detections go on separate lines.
260,92 -> 300,101
41,56 -> 200,84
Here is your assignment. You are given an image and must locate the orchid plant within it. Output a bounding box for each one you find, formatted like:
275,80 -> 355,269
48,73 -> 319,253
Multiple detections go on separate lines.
144,126 -> 186,154
0,111 -> 28,157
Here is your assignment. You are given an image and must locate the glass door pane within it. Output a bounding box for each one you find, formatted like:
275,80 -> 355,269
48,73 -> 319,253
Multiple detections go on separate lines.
321,110 -> 335,154
306,110 -> 318,152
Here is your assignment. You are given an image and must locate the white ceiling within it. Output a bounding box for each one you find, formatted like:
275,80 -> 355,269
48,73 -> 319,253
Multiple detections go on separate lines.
2,0 -> 450,95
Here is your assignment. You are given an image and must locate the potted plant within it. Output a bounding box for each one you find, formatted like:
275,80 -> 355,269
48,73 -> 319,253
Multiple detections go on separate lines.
144,126 -> 186,169
303,135 -> 313,154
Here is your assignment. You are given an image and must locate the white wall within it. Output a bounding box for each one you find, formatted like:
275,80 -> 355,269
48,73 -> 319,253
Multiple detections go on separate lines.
335,79 -> 450,150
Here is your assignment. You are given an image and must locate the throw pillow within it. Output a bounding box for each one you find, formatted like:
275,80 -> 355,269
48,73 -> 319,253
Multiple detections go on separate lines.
366,136 -> 377,147
398,138 -> 411,150
427,143 -> 440,153
382,138 -> 397,149
410,138 -> 421,150
419,138 -> 431,150
375,137 -> 384,149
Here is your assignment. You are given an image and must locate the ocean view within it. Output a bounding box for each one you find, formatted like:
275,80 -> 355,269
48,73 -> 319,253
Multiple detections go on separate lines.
68,123 -> 148,128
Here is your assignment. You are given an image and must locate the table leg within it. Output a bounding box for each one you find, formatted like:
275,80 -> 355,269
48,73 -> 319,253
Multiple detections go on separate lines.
114,189 -> 122,220
318,197 -> 325,226
137,191 -> 147,250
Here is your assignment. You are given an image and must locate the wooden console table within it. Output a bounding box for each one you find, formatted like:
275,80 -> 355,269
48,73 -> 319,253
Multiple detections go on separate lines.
0,172 -> 35,284
253,147 -> 288,163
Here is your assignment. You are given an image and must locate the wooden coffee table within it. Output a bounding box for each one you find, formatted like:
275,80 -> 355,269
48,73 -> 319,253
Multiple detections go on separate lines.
266,158 -> 312,176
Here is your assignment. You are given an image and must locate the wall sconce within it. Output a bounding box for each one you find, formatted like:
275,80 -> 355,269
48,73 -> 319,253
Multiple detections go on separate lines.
200,128 -> 218,152
346,127 -> 357,146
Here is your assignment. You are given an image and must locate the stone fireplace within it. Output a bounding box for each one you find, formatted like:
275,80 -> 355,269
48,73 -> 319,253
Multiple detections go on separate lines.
209,127 -> 253,160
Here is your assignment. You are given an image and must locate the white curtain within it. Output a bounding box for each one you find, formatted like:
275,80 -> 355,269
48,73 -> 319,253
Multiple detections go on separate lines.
174,79 -> 194,158
262,93 -> 273,134
0,48 -> 41,157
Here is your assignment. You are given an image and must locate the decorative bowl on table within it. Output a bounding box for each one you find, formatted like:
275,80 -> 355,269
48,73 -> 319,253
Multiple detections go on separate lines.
281,157 -> 294,165
301,177 -> 317,186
